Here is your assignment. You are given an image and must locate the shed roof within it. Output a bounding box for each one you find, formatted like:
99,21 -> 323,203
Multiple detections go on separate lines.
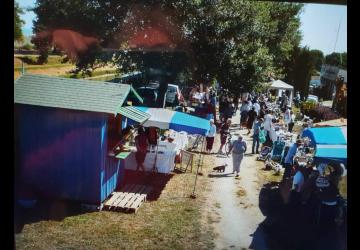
117,106 -> 151,124
14,74 -> 137,114
268,79 -> 294,90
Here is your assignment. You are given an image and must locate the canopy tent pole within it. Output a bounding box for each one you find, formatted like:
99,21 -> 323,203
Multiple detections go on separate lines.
190,135 -> 206,198
152,129 -> 160,173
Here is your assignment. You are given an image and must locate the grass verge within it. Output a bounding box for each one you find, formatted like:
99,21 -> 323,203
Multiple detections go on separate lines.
15,154 -> 215,249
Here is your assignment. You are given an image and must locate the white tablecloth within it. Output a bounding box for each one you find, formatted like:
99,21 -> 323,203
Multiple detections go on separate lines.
124,151 -> 176,174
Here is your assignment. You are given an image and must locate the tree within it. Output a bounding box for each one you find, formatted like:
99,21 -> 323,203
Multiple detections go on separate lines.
325,52 -> 347,69
284,46 -> 316,99
32,0 -> 304,94
14,1 -> 24,42
309,49 -> 324,71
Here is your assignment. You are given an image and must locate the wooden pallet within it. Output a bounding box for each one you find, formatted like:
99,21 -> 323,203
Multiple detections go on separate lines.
103,184 -> 152,213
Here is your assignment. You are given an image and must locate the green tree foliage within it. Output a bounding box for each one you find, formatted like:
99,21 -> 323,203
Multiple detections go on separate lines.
32,0 -> 303,94
325,52 -> 347,69
14,1 -> 24,42
284,46 -> 316,99
309,49 -> 324,71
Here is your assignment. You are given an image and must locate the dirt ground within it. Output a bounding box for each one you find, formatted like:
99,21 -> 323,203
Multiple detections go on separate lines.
202,110 -> 347,250
14,107 -> 346,249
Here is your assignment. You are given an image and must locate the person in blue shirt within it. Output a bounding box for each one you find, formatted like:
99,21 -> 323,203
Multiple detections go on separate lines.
252,118 -> 263,154
283,139 -> 302,180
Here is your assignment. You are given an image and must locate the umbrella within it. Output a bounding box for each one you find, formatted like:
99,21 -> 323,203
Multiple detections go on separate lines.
132,107 -> 210,136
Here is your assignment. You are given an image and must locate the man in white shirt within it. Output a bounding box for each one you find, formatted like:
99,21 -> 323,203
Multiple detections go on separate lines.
292,163 -> 305,192
290,162 -> 306,206
206,119 -> 217,154
253,101 -> 261,115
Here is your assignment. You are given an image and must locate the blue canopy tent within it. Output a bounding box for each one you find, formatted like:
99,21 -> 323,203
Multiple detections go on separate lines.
302,126 -> 347,146
302,126 -> 347,166
130,107 -> 210,136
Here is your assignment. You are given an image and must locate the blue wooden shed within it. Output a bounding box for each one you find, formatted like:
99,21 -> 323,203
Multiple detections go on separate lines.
14,74 -> 149,205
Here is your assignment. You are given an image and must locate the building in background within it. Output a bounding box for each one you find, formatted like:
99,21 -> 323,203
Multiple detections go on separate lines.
319,65 -> 347,100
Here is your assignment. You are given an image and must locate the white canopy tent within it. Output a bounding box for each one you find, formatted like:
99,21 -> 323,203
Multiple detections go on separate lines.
268,79 -> 294,106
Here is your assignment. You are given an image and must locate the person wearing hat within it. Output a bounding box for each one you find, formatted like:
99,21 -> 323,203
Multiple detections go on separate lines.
205,119 -> 217,154
283,139 -> 303,180
229,135 -> 247,177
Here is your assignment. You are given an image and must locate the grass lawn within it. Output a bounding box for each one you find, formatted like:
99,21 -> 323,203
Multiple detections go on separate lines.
15,154 -> 215,250
14,55 -> 68,67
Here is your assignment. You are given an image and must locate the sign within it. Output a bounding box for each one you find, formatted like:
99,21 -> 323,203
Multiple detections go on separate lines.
321,65 -> 339,81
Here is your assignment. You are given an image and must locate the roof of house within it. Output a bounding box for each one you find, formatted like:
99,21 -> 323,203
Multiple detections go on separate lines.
268,79 -> 294,90
14,74 -> 137,114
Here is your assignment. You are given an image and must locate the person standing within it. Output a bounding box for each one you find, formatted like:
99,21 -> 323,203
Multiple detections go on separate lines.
252,118 -> 263,154
233,95 -> 239,113
253,100 -> 261,116
206,119 -> 217,154
219,95 -> 226,121
288,111 -> 295,132
290,162 -> 306,206
135,126 -> 149,172
283,139 -> 302,180
218,119 -> 231,154
240,100 -> 250,129
284,106 -> 291,129
225,96 -> 233,119
210,91 -> 217,122
263,110 -> 273,133
246,107 -> 257,135
229,135 -> 247,178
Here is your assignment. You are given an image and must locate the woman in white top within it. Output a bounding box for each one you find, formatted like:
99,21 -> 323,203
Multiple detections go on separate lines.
206,119 -> 217,153
263,110 -> 273,132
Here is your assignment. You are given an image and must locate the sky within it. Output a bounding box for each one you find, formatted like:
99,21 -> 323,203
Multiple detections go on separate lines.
299,3 -> 347,55
18,0 -> 347,56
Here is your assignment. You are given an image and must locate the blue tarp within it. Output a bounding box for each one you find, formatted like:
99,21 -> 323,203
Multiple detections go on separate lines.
313,145 -> 347,165
302,126 -> 347,166
302,126 -> 347,146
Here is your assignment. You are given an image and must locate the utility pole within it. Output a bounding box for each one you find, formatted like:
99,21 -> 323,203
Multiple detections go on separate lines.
333,15 -> 342,53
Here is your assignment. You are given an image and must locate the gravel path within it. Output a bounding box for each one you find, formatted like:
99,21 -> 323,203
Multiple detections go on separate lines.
205,111 -> 269,250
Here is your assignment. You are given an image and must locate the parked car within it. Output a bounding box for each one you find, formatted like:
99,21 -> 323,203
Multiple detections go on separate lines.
134,87 -> 158,107
307,94 -> 319,103
165,84 -> 184,106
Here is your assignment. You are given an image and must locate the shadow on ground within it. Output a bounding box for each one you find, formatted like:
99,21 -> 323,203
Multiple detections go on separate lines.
118,170 -> 174,201
249,181 -> 346,250
14,170 -> 174,234
14,198 -> 89,234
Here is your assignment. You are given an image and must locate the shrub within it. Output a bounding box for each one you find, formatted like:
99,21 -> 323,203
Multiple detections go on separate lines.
21,43 -> 33,50
300,100 -> 317,114
303,104 -> 341,122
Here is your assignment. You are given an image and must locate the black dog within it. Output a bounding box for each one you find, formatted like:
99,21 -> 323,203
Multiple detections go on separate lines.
213,164 -> 227,173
